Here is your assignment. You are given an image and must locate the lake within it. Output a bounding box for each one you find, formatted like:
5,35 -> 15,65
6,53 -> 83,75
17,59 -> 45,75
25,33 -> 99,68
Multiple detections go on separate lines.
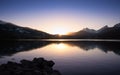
0,39 -> 120,75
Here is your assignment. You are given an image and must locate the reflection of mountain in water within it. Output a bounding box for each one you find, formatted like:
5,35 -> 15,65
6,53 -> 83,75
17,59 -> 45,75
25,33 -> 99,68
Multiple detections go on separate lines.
0,41 -> 51,57
65,41 -> 120,55
0,41 -> 120,57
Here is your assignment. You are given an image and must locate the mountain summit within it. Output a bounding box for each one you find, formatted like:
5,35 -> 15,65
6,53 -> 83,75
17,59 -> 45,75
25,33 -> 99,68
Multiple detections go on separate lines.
82,28 -> 96,33
114,23 -> 120,28
0,20 -> 120,39
97,25 -> 108,33
58,23 -> 120,39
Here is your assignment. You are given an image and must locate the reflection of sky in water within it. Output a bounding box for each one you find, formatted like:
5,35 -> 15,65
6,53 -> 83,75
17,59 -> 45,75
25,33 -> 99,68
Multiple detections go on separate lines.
0,42 -> 120,75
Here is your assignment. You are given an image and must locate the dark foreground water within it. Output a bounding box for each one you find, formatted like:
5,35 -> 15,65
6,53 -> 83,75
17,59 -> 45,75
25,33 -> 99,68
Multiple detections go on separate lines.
0,39 -> 120,75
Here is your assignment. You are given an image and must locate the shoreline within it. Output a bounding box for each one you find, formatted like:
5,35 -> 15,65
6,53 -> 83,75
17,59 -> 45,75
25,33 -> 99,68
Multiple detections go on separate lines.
0,57 -> 61,75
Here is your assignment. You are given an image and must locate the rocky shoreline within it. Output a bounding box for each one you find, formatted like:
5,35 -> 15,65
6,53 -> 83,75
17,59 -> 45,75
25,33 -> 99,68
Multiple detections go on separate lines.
0,58 -> 61,75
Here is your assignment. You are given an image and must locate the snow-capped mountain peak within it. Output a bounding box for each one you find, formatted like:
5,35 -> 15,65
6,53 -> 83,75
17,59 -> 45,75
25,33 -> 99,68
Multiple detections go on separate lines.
97,25 -> 108,32
114,23 -> 120,28
82,28 -> 96,33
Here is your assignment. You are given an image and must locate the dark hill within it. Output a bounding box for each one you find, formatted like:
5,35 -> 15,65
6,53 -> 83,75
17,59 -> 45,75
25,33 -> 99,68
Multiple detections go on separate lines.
0,20 -> 51,39
0,20 -> 120,39
58,23 -> 120,39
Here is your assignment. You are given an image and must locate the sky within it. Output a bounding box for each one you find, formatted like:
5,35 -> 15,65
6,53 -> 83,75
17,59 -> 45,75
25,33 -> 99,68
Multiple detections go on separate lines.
0,0 -> 120,34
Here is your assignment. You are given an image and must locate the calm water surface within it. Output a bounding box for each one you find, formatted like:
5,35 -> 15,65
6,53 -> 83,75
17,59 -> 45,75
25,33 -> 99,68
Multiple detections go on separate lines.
0,39 -> 120,75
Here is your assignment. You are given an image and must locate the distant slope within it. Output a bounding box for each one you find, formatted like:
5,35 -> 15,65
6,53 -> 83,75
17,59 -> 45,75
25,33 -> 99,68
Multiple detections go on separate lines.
0,20 -> 51,39
0,20 -> 120,39
96,23 -> 120,39
59,23 -> 120,39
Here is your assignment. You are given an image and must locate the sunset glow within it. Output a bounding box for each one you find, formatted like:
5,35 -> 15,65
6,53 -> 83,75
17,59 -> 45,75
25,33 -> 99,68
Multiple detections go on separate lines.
0,0 -> 120,34
51,27 -> 69,35
0,0 -> 120,75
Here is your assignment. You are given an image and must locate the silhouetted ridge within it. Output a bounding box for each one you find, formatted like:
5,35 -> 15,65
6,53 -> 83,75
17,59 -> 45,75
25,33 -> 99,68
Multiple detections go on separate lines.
0,20 -> 52,39
0,20 -> 8,24
57,23 -> 120,39
97,25 -> 108,32
114,23 -> 120,28
0,20 -> 120,39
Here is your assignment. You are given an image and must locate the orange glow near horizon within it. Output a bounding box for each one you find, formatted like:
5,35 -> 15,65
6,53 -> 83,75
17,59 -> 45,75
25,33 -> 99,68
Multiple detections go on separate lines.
50,27 -> 70,35
37,13 -> 82,35
10,11 -> 109,35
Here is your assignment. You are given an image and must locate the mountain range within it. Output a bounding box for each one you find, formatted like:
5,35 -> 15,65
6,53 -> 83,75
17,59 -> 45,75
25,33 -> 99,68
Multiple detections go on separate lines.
57,23 -> 120,39
0,20 -> 120,39
0,20 -> 52,39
